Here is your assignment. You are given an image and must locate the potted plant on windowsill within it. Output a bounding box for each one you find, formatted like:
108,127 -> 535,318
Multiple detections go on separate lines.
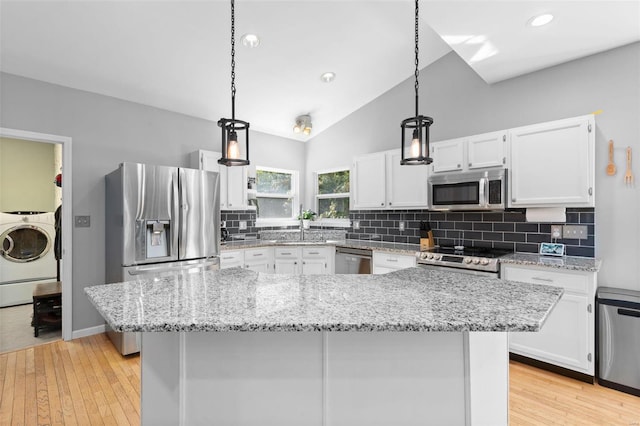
297,210 -> 316,229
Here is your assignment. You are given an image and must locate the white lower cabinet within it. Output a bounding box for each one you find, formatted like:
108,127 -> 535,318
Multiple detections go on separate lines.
274,246 -> 334,275
220,250 -> 244,269
501,263 -> 596,377
243,248 -> 273,273
372,251 -> 416,275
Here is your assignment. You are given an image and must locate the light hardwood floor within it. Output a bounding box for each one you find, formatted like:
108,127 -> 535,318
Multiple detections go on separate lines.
1,333 -> 639,425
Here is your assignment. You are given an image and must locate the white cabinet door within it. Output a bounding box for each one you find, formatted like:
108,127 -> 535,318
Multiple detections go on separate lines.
509,115 -> 594,207
468,131 -> 506,170
274,259 -> 299,274
192,149 -> 248,210
352,153 -> 386,209
302,259 -> 326,275
244,248 -> 273,274
226,166 -> 248,210
431,138 -> 465,173
509,293 -> 591,374
386,150 -> 429,209
372,252 -> 416,274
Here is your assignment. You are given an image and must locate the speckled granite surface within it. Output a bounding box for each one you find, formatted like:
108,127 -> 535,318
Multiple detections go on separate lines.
500,253 -> 601,272
85,267 -> 562,333
221,238 -> 420,255
259,229 -> 347,242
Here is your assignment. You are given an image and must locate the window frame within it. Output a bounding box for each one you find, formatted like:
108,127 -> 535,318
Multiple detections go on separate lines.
314,167 -> 351,228
255,166 -> 300,227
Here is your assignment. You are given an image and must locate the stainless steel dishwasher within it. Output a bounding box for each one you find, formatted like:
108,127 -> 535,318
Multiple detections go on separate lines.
596,287 -> 640,397
335,247 -> 372,274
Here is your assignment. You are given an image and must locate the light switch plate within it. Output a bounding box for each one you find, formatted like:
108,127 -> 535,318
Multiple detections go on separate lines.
399,221 -> 405,231
563,225 -> 588,240
75,215 -> 90,228
239,221 -> 247,230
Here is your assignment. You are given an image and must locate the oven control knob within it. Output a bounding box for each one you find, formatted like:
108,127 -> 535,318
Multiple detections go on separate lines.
480,258 -> 490,265
420,252 -> 429,260
472,257 -> 480,265
464,257 -> 472,264
434,254 -> 442,261
427,253 -> 434,259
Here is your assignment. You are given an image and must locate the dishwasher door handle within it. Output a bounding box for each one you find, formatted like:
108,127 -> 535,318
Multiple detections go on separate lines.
618,308 -> 640,318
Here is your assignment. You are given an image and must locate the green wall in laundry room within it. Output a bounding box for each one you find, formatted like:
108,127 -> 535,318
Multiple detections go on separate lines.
0,137 -> 56,213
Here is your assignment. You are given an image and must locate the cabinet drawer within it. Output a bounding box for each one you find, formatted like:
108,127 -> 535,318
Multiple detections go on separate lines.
220,251 -> 243,263
302,247 -> 329,258
502,265 -> 590,294
373,252 -> 416,269
275,247 -> 300,259
244,248 -> 271,259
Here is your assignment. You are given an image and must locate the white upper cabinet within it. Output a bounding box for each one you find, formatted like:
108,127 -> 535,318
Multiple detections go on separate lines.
191,150 -> 249,210
430,138 -> 465,173
509,115 -> 594,208
352,149 -> 429,210
431,131 -> 507,174
351,152 -> 387,209
467,131 -> 507,170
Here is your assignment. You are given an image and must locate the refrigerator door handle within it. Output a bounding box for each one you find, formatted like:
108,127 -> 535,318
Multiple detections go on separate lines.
176,168 -> 185,258
125,259 -> 220,276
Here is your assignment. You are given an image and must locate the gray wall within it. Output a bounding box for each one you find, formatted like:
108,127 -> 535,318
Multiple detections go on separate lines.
306,42 -> 640,292
0,72 -> 304,331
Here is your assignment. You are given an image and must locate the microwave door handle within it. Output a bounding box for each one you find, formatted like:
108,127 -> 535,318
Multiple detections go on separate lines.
479,177 -> 488,207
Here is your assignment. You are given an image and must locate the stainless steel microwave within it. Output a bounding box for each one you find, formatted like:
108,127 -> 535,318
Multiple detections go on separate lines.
427,169 -> 507,211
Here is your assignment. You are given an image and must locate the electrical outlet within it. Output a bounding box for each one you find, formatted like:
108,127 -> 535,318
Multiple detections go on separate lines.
550,225 -> 562,239
221,220 -> 227,228
74,215 -> 90,228
399,221 -> 405,231
563,225 -> 588,240
353,220 -> 360,230
239,221 -> 247,230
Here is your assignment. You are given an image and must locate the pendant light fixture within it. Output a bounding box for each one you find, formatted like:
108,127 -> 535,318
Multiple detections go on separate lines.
400,0 -> 433,166
218,0 -> 250,166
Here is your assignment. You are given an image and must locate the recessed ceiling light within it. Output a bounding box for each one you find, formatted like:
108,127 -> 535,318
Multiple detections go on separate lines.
321,72 -> 336,83
527,13 -> 554,27
241,33 -> 260,48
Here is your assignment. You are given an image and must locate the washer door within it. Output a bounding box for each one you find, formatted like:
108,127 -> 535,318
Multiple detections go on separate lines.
0,225 -> 52,263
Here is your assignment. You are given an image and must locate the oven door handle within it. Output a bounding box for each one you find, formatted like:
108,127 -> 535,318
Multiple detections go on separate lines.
478,177 -> 488,207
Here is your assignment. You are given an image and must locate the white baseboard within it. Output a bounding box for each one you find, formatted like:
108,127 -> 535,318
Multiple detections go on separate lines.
72,323 -> 106,340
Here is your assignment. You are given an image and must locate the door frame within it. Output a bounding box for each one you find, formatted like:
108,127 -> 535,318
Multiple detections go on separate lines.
1,127 -> 73,341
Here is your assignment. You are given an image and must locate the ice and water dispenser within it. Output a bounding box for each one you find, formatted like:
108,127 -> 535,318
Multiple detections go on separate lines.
135,219 -> 173,260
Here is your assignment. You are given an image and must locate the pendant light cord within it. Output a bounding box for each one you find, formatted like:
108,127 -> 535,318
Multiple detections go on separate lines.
230,0 -> 236,120
414,0 -> 419,118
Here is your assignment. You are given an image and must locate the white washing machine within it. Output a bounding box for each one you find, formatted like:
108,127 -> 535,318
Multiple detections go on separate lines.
0,212 -> 57,307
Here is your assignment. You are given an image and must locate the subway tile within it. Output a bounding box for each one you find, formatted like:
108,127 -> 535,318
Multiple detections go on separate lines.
462,231 -> 482,240
439,221 -> 455,230
503,212 -> 526,222
565,246 -> 594,258
580,213 -> 595,224
388,228 -> 401,236
446,212 -> 464,222
382,235 -> 395,242
503,232 -> 525,242
463,213 -> 482,221
527,233 -> 550,244
515,223 -> 538,233
454,222 -> 473,230
407,236 -> 420,244
494,222 -> 514,232
473,222 -> 493,231
539,224 -> 551,234
515,243 -> 538,253
558,238 -> 580,246
388,213 -> 402,220
369,220 -> 382,227
394,236 -> 408,244
566,212 -> 579,223
363,227 -> 376,234
483,213 -> 503,222
375,228 -> 388,235
483,232 -> 503,241
438,238 -> 455,247
493,242 -> 516,251
580,236 -> 595,247
430,212 -> 446,221
433,230 -> 446,238
474,240 -> 492,248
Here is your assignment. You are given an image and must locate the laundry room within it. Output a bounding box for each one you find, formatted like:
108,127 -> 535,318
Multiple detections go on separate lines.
0,137 -> 62,353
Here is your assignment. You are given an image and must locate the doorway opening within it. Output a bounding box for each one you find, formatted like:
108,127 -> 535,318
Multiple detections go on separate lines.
0,127 -> 72,353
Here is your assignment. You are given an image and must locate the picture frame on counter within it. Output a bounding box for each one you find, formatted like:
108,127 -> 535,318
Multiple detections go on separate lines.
540,242 -> 565,257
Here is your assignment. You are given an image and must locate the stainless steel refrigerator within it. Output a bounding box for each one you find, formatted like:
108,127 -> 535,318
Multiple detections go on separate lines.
105,162 -> 220,355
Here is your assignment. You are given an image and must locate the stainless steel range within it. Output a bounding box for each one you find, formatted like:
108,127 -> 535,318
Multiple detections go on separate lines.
417,246 -> 512,277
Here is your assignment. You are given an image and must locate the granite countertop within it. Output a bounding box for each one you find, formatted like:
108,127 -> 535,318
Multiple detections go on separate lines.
85,267 -> 562,333
221,239 -> 420,255
500,253 -> 602,272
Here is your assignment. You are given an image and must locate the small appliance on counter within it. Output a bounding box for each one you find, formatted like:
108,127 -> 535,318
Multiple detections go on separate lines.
419,221 -> 435,250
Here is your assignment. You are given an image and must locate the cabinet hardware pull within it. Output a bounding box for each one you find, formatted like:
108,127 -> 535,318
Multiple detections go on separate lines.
532,276 -> 553,282
587,304 -> 592,313
381,203 -> 384,206
222,256 -> 235,260
503,135 -> 506,142
588,123 -> 592,133
281,252 -> 291,255
457,164 -> 461,168
588,187 -> 593,196
309,251 -> 319,255
502,157 -> 506,164
469,163 -> 472,167
389,202 -> 392,205
253,253 -> 263,257
294,261 -> 297,265
587,353 -> 592,362
387,259 -> 398,262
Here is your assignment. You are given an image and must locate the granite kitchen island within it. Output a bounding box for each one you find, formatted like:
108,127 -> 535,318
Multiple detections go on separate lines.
86,267 -> 563,426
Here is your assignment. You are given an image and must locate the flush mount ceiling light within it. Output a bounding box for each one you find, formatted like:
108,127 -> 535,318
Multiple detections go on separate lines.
400,0 -> 433,166
321,72 -> 336,83
293,115 -> 312,136
241,33 -> 260,48
218,0 -> 250,166
527,13 -> 554,27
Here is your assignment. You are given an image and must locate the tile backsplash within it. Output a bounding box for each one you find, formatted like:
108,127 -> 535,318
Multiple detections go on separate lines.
348,208 -> 595,257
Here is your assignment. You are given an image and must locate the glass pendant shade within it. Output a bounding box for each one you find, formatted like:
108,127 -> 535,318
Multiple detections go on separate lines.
401,115 -> 433,165
218,118 -> 250,166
